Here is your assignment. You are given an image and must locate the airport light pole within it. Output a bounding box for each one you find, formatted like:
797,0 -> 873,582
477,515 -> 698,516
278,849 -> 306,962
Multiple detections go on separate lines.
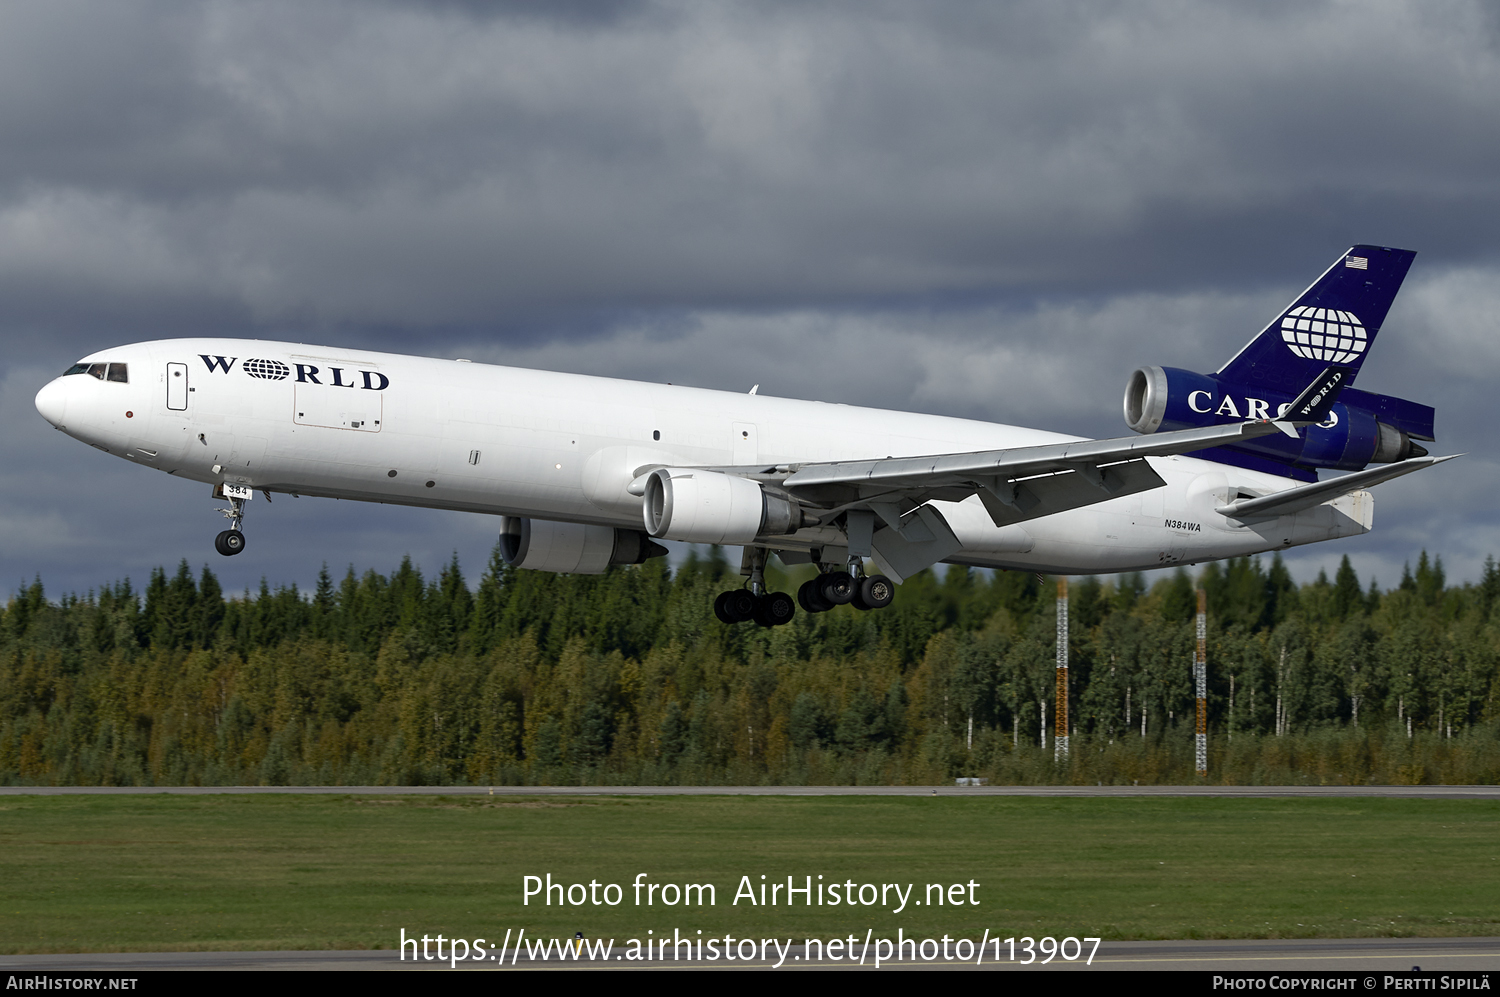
1055,577 -> 1069,764
1195,588 -> 1208,777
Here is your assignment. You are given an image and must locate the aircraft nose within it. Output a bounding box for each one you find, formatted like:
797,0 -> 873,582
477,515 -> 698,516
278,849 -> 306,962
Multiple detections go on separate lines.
35,378 -> 68,428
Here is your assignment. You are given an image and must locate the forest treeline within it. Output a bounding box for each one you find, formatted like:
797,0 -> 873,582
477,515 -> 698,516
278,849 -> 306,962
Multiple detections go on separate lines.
3,547 -> 1499,786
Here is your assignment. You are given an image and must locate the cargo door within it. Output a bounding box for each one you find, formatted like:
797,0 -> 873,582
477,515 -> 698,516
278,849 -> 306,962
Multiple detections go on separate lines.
294,384 -> 382,432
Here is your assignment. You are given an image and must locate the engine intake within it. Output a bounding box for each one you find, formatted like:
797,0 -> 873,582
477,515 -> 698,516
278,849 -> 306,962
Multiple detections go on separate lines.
1123,365 -> 1172,434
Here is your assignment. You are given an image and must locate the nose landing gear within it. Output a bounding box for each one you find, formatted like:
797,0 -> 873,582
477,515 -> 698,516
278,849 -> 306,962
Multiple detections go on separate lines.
212,483 -> 251,556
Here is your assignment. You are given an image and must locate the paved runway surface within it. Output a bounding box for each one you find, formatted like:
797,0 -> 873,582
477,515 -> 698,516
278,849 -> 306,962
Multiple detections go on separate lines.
3,938 -> 1498,971
3,785 -> 1499,798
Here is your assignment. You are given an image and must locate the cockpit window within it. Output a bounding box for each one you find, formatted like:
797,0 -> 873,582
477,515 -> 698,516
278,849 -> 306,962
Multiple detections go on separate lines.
62,362 -> 127,382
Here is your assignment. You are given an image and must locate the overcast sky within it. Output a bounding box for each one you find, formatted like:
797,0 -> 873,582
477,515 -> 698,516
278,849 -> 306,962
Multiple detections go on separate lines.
4,0 -> 1497,601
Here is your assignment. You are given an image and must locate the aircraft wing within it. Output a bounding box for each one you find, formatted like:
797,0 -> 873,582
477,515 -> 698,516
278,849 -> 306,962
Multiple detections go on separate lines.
770,418 -> 1290,529
638,383 -> 1354,584
1215,454 -> 1459,520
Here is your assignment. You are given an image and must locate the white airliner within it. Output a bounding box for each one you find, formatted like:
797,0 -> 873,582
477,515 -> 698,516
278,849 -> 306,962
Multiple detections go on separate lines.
34,245 -> 1450,626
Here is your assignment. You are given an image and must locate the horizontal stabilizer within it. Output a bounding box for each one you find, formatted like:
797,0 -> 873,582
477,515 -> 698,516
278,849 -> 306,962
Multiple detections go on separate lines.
1216,455 -> 1458,520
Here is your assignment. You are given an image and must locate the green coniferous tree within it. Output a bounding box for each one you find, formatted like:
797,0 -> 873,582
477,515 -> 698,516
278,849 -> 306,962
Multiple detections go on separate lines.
1332,555 -> 1364,620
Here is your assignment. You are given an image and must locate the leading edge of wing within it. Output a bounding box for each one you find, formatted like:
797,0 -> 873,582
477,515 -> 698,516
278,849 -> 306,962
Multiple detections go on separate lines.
778,419 -> 1287,490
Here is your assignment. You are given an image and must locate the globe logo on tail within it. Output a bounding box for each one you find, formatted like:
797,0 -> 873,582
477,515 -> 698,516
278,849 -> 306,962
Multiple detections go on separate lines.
1280,306 -> 1367,364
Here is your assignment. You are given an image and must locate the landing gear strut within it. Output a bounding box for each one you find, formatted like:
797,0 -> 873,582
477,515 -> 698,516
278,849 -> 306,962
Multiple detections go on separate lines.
213,488 -> 248,557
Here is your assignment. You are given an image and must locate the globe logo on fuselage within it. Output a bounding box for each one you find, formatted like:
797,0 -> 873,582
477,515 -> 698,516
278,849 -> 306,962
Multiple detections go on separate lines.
1281,306 -> 1366,364
243,358 -> 290,380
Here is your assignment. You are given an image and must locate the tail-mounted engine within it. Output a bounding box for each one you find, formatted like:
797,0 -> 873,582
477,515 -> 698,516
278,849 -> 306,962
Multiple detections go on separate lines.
1124,365 -> 1432,473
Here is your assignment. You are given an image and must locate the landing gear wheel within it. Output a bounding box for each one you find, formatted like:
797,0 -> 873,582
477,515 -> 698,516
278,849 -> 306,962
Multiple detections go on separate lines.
818,571 -> 856,606
214,530 -> 246,556
858,574 -> 894,609
713,591 -> 737,624
714,589 -> 757,624
753,591 -> 796,628
798,578 -> 833,614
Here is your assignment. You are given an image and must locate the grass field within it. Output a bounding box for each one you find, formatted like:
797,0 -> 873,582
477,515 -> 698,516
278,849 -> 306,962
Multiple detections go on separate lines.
2,794 -> 1498,953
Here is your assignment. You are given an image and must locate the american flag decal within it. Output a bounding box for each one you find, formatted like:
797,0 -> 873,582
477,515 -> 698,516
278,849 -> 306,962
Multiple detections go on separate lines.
1345,256 -> 1369,269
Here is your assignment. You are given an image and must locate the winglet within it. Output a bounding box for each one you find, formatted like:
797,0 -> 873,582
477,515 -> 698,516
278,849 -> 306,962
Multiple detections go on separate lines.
1269,365 -> 1352,436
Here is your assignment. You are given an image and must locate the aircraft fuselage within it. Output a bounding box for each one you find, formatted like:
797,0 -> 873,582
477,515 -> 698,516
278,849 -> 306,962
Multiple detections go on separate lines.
33,338 -> 1370,575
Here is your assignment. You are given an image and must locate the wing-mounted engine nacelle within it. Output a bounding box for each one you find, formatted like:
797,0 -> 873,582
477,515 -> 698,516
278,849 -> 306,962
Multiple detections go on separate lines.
1124,365 -> 1432,472
500,516 -> 667,575
642,467 -> 804,544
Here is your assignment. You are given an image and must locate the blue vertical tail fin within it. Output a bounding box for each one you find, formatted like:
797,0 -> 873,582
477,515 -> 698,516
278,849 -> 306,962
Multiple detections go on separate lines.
1217,245 -> 1416,394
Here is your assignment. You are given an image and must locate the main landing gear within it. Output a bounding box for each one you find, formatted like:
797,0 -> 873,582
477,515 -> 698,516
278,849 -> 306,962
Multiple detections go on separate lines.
714,588 -> 795,627
713,548 -> 896,627
796,569 -> 894,614
713,547 -> 795,627
213,486 -> 249,556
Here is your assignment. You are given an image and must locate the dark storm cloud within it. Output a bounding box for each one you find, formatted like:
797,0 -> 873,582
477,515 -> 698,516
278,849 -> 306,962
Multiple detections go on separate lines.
2,1 -> 1497,595
3,1 -> 1500,329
